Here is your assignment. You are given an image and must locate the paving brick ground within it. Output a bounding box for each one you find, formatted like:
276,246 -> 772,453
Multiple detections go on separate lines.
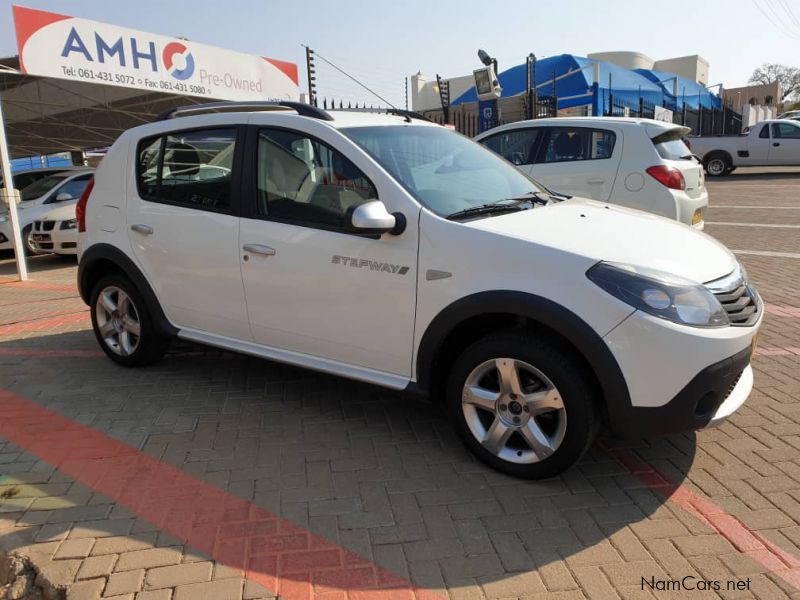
0,166 -> 799,599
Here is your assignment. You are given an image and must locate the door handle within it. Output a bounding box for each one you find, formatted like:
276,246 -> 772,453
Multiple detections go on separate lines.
773,142 -> 780,147
586,178 -> 605,184
243,243 -> 276,256
130,224 -> 153,235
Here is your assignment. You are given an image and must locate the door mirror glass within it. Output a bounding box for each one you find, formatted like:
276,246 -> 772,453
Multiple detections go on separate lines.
55,192 -> 74,202
348,200 -> 396,234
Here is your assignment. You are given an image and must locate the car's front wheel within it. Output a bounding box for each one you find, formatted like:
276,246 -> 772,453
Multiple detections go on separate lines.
446,332 -> 597,479
90,275 -> 169,367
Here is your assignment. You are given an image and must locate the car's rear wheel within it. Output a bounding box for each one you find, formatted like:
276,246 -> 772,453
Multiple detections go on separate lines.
704,154 -> 731,177
90,274 -> 169,367
446,332 -> 597,479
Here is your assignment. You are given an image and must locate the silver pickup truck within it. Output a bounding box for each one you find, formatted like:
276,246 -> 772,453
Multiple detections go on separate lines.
689,119 -> 800,176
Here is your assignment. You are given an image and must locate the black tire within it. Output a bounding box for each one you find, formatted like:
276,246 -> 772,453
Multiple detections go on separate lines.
90,274 -> 170,367
704,154 -> 731,177
21,225 -> 36,256
446,332 -> 597,479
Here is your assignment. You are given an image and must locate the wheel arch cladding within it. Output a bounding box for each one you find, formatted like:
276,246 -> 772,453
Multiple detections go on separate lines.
78,243 -> 178,337
415,290 -> 632,431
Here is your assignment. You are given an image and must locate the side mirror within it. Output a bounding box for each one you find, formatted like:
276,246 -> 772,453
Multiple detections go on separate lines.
348,200 -> 398,235
55,193 -> 73,202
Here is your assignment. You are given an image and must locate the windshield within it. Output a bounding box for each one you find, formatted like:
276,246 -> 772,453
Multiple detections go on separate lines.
341,126 -> 543,217
19,174 -> 69,201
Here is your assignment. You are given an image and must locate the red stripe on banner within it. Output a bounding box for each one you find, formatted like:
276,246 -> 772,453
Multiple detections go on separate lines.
602,442 -> 800,589
12,5 -> 72,72
264,57 -> 299,85
0,390 -> 443,600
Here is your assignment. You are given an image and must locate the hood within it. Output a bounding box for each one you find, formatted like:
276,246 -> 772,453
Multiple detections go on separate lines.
466,198 -> 737,284
34,202 -> 76,221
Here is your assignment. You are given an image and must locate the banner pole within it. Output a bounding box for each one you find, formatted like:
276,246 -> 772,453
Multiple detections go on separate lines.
0,93 -> 28,281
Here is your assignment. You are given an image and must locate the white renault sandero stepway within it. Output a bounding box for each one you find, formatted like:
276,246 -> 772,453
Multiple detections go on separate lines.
77,102 -> 762,479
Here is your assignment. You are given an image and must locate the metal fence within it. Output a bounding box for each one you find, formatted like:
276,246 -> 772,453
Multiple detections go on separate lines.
603,94 -> 743,136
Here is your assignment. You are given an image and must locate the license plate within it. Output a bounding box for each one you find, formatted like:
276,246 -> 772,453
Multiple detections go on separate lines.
751,331 -> 760,359
692,209 -> 703,226
32,234 -> 48,241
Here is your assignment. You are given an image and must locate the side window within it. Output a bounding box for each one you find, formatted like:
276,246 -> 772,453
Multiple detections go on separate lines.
135,128 -> 237,211
481,129 -> 541,165
540,128 -> 616,163
256,128 -> 377,231
772,123 -> 800,139
137,136 -> 161,199
759,125 -> 770,139
49,175 -> 91,203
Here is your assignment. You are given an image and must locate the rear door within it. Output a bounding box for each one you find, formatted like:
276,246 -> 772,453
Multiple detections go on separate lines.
528,126 -> 621,200
769,122 -> 800,164
126,125 -> 251,340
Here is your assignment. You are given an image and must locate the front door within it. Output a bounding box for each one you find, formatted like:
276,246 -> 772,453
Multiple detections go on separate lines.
126,127 -> 251,340
239,124 -> 418,381
527,126 -> 621,201
769,122 -> 800,165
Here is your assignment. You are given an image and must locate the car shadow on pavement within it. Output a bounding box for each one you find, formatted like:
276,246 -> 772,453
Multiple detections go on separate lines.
723,170 -> 800,182
0,329 -> 696,596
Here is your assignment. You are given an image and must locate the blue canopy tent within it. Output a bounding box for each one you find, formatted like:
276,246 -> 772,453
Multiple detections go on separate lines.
634,69 -> 721,110
451,54 -> 666,114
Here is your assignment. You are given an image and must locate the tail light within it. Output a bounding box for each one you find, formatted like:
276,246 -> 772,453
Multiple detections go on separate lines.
76,177 -> 94,232
646,166 -> 685,191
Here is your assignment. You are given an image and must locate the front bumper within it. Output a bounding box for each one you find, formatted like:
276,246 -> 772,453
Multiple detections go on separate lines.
31,220 -> 78,255
603,304 -> 762,438
608,346 -> 752,438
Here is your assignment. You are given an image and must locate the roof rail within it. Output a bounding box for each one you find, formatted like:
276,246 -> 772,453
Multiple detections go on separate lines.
385,108 -> 433,123
155,101 -> 334,122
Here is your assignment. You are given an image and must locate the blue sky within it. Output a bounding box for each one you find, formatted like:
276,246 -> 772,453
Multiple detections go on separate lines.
0,0 -> 797,107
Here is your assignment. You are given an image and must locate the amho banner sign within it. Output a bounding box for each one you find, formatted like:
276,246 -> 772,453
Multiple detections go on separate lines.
12,5 -> 299,101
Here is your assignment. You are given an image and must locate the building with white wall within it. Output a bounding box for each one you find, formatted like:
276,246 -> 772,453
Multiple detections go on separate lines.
587,52 -> 709,85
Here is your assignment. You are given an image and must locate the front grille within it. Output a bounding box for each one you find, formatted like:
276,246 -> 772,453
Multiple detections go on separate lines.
713,283 -> 759,326
707,266 -> 760,327
37,220 -> 56,231
725,370 -> 744,400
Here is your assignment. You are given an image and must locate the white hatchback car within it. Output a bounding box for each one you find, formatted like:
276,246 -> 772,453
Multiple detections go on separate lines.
475,117 -> 708,229
0,169 -> 93,254
78,102 -> 761,478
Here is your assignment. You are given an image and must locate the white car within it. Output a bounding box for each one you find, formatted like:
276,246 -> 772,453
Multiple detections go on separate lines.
0,169 -> 93,254
30,202 -> 79,255
475,117 -> 708,229
77,102 -> 761,479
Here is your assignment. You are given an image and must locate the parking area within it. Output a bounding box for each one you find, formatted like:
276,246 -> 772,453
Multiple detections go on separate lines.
1,168 -> 800,600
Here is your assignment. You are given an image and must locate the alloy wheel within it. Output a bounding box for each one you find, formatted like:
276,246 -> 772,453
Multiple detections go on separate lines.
95,286 -> 141,356
461,358 -> 567,464
707,158 -> 726,176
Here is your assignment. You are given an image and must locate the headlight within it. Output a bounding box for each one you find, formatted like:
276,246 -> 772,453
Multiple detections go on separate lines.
62,218 -> 78,230
587,261 -> 729,328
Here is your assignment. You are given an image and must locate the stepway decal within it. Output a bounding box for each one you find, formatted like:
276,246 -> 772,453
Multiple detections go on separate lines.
14,5 -> 299,101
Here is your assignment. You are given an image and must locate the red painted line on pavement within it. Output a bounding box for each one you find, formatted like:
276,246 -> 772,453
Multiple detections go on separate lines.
756,346 -> 800,357
0,279 -> 77,293
766,304 -> 800,319
0,311 -> 88,336
0,348 -> 103,358
601,441 -> 800,589
0,390 -> 443,600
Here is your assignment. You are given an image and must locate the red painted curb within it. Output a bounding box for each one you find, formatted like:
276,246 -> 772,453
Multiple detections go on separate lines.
0,390 -> 443,600
601,442 -> 800,589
